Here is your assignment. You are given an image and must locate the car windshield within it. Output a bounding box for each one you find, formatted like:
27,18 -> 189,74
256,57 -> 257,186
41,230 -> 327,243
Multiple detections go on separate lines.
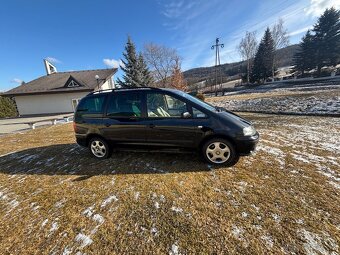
178,92 -> 216,112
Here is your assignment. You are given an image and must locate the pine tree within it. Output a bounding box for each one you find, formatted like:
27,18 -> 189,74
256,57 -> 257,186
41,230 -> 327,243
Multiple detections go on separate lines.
293,30 -> 316,74
137,53 -> 153,86
251,28 -> 274,83
117,36 -> 141,87
313,7 -> 340,75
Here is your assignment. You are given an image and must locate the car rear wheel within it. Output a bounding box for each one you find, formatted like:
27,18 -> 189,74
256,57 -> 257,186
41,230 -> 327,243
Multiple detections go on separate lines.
89,137 -> 111,159
202,138 -> 239,167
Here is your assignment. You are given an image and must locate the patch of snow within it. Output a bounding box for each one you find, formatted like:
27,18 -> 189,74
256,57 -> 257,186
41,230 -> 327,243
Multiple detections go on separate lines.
232,225 -> 245,240
55,198 -> 67,208
93,214 -> 104,224
75,233 -> 93,248
171,206 -> 183,213
251,204 -> 260,212
296,219 -> 304,225
134,192 -> 140,200
159,195 -> 166,202
241,212 -> 248,218
41,219 -> 49,228
62,247 -> 72,255
169,242 -> 179,255
9,199 -> 19,209
101,195 -> 118,207
155,202 -> 160,209
151,227 -> 158,235
237,181 -> 248,192
49,221 -> 59,234
82,205 -> 95,217
261,234 -> 274,248
272,213 -> 281,223
298,229 -> 339,255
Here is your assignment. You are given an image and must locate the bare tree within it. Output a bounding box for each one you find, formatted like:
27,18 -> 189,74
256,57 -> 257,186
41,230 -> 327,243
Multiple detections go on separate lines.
238,31 -> 258,84
143,43 -> 179,87
170,57 -> 188,91
271,18 -> 290,78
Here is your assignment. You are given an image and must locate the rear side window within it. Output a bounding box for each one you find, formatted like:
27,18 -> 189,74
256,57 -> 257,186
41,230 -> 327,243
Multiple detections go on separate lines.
106,92 -> 142,117
77,95 -> 106,114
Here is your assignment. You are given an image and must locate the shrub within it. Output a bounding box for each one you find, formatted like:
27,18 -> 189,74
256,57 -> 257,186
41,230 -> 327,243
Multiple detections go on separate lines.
196,93 -> 205,101
0,96 -> 18,118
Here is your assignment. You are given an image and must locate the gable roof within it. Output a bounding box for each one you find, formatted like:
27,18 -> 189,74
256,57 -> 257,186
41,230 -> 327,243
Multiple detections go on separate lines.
63,75 -> 84,88
3,68 -> 117,96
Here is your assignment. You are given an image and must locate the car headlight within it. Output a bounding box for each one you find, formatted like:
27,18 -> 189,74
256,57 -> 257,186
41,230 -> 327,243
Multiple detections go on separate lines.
243,126 -> 256,136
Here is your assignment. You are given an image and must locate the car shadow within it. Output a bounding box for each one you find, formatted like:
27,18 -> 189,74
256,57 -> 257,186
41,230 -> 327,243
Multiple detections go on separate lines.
0,143 -> 215,178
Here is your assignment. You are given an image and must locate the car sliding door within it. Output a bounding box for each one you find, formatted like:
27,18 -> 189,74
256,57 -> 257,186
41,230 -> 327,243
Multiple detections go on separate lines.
101,92 -> 147,144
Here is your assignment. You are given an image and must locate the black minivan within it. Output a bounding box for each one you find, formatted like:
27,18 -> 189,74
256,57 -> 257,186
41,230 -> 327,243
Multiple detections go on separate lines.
74,87 -> 259,166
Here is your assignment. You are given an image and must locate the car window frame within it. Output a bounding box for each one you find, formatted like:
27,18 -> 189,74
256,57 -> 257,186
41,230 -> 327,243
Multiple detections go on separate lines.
145,91 -> 190,119
104,91 -> 145,119
189,104 -> 210,119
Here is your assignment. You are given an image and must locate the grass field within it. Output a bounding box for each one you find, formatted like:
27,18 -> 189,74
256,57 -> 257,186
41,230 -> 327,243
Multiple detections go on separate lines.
0,113 -> 339,254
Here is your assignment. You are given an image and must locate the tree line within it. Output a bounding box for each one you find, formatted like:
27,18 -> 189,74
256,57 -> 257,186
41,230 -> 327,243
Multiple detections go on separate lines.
294,8 -> 340,76
238,7 -> 339,84
116,36 -> 187,91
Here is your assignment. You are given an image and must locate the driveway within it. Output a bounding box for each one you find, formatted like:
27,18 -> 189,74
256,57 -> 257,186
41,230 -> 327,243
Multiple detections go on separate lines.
0,113 -> 73,134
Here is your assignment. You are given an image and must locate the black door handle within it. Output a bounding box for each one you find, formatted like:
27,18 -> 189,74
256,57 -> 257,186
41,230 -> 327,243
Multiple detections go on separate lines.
148,124 -> 155,128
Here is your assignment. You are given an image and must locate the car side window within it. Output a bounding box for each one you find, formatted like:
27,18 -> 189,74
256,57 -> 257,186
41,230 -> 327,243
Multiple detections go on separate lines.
106,92 -> 142,117
192,107 -> 207,118
147,93 -> 187,118
77,95 -> 106,114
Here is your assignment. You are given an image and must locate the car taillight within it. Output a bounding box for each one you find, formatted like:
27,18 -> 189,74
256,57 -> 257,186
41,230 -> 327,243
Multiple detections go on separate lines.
73,121 -> 76,132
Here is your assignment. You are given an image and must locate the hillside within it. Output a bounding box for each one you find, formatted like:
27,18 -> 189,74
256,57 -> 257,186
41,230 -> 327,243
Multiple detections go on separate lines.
183,44 -> 299,85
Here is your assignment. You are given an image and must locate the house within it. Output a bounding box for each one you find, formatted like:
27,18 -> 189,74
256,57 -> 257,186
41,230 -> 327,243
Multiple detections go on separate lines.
3,60 -> 117,116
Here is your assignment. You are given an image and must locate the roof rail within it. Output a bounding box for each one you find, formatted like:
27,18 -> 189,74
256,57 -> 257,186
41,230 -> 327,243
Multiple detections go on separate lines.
87,86 -> 162,96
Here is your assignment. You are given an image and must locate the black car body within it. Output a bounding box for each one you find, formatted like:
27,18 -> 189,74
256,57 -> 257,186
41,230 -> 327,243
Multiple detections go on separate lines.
74,87 -> 259,166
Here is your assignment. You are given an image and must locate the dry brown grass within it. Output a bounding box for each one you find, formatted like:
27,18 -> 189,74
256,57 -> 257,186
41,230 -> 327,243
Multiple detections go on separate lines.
0,114 -> 339,254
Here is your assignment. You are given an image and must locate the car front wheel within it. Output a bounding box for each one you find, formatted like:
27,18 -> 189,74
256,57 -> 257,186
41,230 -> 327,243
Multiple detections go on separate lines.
88,137 -> 111,159
202,138 -> 239,167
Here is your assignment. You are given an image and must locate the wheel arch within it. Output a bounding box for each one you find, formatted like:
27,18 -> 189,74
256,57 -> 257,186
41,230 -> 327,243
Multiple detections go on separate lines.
86,133 -> 109,147
199,134 -> 237,151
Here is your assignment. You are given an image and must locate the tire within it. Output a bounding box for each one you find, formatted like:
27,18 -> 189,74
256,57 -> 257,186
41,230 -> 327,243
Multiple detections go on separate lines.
202,138 -> 239,167
88,137 -> 111,159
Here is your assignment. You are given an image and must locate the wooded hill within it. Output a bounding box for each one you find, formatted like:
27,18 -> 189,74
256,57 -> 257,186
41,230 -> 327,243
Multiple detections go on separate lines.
183,44 -> 299,85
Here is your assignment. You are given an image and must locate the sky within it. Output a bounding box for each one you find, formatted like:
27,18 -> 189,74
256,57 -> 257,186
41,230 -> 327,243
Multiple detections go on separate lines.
0,0 -> 339,91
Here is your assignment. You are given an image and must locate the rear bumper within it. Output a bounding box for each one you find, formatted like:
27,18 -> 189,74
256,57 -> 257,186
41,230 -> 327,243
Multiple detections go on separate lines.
235,132 -> 259,156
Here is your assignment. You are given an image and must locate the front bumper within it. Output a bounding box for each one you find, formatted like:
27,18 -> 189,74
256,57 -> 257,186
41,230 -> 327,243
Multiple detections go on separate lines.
235,132 -> 259,156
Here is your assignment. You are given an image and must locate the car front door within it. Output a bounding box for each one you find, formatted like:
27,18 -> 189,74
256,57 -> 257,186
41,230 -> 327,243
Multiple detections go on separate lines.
101,91 -> 147,144
144,91 -> 202,148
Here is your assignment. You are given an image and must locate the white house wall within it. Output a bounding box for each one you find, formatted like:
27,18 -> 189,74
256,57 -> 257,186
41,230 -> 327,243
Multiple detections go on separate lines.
98,77 -> 115,91
14,92 -> 89,116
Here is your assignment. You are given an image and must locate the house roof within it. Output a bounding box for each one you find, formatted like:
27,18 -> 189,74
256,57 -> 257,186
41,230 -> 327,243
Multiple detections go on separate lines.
3,68 -> 117,96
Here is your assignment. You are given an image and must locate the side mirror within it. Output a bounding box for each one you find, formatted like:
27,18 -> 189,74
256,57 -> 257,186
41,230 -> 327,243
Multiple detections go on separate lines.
182,111 -> 191,119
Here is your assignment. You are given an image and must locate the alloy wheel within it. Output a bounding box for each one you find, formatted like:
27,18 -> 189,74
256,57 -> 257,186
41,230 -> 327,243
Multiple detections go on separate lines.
205,142 -> 231,164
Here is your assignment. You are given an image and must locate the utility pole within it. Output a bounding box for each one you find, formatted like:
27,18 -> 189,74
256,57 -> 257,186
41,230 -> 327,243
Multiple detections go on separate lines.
211,37 -> 224,96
